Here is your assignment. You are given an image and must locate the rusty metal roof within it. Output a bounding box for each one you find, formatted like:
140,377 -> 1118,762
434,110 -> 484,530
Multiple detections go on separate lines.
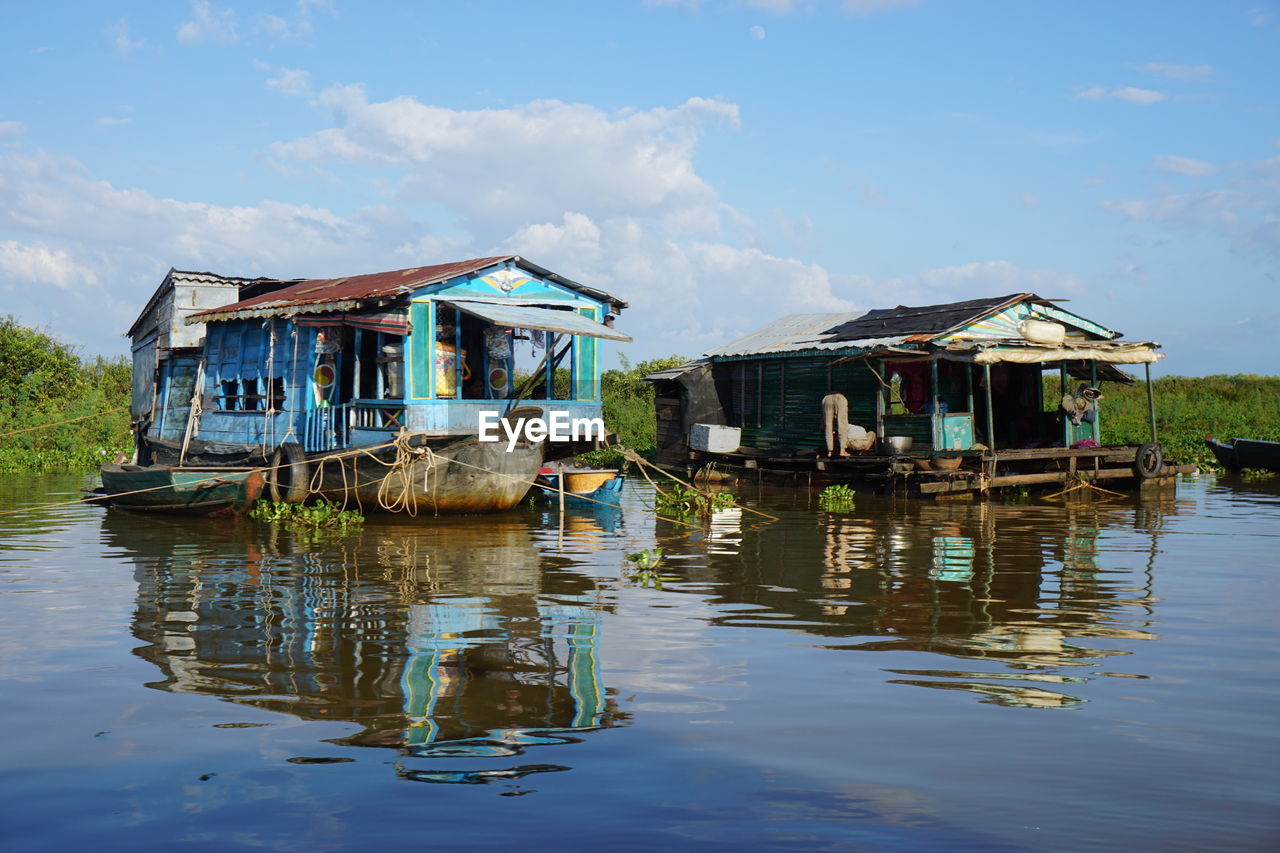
189,255 -> 626,324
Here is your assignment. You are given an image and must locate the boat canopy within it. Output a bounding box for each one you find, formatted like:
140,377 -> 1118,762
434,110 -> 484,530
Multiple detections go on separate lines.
437,298 -> 633,342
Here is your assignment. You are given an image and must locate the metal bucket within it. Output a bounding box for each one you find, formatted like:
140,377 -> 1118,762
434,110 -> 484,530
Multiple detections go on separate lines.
886,436 -> 913,455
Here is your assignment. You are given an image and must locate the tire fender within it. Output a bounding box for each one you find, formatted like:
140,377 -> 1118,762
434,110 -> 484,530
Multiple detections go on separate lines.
1133,442 -> 1164,480
269,442 -> 310,503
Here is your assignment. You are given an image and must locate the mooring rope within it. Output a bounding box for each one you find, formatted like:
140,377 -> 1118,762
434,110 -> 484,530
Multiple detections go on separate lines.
0,408 -> 127,438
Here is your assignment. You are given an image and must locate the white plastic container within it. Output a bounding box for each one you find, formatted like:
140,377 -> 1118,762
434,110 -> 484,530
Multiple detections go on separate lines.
690,423 -> 741,453
1018,319 -> 1066,346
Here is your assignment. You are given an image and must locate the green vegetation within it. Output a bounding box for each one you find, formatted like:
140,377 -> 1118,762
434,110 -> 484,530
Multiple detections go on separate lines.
1047,374 -> 1280,472
625,548 -> 671,588
574,354 -> 689,467
654,483 -> 736,517
250,499 -> 365,534
818,484 -> 858,512
0,317 -> 132,472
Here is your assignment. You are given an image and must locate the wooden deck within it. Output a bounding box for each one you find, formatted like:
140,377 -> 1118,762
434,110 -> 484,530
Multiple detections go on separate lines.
674,445 -> 1196,497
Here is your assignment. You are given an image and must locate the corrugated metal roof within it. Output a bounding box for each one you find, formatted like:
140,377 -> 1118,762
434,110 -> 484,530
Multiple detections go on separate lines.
188,255 -> 627,324
824,293 -> 1032,341
125,268 -> 298,338
644,358 -> 710,381
441,298 -> 633,342
704,312 -> 868,357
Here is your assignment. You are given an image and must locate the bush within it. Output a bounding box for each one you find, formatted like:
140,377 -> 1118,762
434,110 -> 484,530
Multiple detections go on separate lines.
0,318 -> 132,471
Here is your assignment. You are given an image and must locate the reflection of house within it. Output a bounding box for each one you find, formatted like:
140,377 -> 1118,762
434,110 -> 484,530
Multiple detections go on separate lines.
114,512 -> 623,778
655,499 -> 1165,709
647,293 -> 1193,495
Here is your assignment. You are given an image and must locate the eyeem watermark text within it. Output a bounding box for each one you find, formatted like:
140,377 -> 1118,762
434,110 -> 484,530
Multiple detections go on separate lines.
478,411 -> 605,451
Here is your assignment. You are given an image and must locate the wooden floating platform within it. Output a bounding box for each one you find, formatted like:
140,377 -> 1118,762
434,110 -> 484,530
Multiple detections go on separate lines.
673,445 -> 1195,498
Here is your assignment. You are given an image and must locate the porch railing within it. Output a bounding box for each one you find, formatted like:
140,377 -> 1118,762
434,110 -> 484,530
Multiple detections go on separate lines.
302,400 -> 406,452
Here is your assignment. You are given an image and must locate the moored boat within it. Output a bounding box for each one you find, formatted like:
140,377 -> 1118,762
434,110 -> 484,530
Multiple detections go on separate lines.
1206,437 -> 1280,473
99,465 -> 264,514
534,467 -> 626,508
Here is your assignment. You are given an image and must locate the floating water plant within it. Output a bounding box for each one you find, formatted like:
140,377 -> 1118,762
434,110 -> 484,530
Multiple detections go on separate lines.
654,485 -> 735,517
625,548 -> 669,588
817,484 -> 857,512
250,500 -> 365,534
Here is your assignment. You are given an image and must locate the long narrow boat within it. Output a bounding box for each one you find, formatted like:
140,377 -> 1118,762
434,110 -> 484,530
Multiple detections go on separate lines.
99,465 -> 265,514
1206,437 -> 1280,473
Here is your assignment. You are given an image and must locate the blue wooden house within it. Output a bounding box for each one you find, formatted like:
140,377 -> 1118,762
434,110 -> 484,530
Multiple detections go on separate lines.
124,256 -> 628,512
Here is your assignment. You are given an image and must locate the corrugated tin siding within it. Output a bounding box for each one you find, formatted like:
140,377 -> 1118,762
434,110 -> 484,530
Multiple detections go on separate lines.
720,356 -> 880,452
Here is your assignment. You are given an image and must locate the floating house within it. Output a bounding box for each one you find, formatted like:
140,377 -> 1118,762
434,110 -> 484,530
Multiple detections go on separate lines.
123,256 -> 628,513
647,293 -> 1192,496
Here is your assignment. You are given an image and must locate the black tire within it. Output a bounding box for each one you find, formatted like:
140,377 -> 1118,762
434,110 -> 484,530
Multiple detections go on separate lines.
268,442 -> 309,503
1134,441 -> 1164,479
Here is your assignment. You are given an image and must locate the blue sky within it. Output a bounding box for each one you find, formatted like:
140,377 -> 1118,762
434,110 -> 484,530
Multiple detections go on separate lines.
1,0 -> 1277,375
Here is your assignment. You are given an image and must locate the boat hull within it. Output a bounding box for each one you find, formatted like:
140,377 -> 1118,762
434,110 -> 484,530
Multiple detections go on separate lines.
99,465 -> 264,514
309,437 -> 545,514
1207,437 -> 1280,473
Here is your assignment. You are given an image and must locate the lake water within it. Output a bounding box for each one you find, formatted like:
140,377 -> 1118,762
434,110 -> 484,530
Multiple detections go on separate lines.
1,473 -> 1277,851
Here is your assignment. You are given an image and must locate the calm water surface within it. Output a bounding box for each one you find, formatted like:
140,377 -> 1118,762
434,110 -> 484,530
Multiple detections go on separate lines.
1,473 -> 1277,851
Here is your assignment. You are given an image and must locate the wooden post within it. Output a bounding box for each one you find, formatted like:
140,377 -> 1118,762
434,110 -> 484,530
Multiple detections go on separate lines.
983,363 -> 996,456
1090,359 -> 1100,443
557,465 -> 565,551
875,359 -> 885,440
545,332 -> 556,401
1145,361 -> 1157,443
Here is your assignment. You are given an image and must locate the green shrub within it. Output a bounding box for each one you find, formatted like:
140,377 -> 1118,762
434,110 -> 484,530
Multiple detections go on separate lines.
0,318 -> 132,471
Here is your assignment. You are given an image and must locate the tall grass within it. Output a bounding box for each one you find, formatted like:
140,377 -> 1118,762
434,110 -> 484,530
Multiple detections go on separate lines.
1047,374 -> 1280,471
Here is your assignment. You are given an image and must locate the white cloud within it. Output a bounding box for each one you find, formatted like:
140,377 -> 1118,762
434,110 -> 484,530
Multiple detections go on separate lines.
267,68 -> 312,97
1153,155 -> 1217,177
1074,85 -> 1165,105
1246,7 -> 1268,27
841,0 -> 919,13
272,87 -> 740,235
1018,191 -> 1040,210
1101,172 -> 1279,256
749,25 -> 767,39
0,121 -> 25,138
917,261 -> 1084,298
1141,63 -> 1213,81
106,19 -> 144,55
177,1 -> 238,44
1112,86 -> 1165,105
0,241 -> 99,289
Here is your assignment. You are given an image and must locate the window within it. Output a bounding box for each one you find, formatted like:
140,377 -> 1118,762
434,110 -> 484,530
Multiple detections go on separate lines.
209,321 -> 283,413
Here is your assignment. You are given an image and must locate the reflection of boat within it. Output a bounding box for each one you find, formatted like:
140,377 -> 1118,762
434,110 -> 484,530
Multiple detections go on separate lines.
1206,437 -> 1280,472
99,464 -> 263,513
534,466 -> 625,508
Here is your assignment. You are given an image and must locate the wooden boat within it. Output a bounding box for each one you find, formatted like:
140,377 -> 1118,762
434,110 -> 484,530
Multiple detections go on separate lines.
99,465 -> 265,514
1206,437 -> 1280,473
534,467 -> 625,508
303,435 -> 545,514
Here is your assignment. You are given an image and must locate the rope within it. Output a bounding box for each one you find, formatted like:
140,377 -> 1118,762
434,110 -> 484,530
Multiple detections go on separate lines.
618,448 -> 780,522
0,408 -> 126,438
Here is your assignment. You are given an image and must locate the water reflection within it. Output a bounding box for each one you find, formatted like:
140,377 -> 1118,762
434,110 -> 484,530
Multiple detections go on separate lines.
108,510 -> 628,784
658,491 -> 1183,709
